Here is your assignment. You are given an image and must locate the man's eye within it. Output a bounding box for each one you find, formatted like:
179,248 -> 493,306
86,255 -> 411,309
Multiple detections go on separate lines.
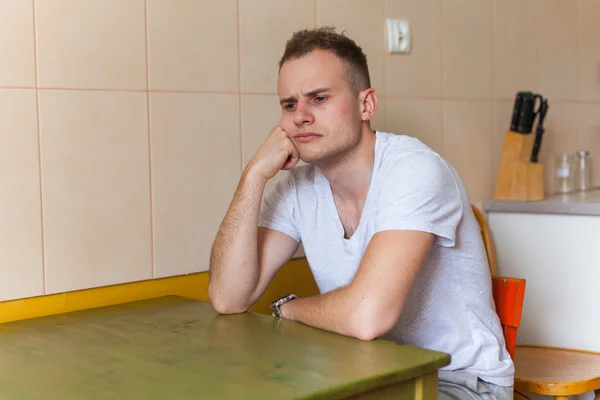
284,103 -> 296,110
314,96 -> 326,102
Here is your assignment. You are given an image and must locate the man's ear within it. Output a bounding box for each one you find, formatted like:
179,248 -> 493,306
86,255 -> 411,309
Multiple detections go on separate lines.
359,88 -> 378,122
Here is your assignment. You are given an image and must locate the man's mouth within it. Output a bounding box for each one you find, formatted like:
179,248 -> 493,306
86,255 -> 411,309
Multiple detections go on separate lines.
293,132 -> 322,142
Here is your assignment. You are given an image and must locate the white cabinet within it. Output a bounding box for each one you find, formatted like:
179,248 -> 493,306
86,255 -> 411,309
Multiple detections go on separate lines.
487,211 -> 600,352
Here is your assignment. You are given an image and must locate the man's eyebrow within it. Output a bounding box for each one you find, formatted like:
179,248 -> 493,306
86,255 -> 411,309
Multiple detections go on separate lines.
279,87 -> 331,105
306,87 -> 330,97
279,95 -> 296,105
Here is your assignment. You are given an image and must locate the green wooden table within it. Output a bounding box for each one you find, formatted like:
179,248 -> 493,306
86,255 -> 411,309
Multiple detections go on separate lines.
0,296 -> 450,399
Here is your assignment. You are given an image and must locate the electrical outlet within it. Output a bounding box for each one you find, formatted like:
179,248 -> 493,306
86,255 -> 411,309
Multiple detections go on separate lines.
386,18 -> 411,54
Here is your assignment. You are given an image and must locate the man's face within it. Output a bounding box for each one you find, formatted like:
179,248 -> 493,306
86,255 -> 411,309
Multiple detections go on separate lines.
277,49 -> 364,165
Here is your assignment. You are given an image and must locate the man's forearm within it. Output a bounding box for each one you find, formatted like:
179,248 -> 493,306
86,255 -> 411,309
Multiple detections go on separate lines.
280,284 -> 397,341
280,287 -> 369,339
208,169 -> 266,313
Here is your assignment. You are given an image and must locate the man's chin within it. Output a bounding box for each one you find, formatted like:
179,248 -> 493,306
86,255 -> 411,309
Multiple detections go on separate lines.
297,153 -> 320,165
297,146 -> 346,166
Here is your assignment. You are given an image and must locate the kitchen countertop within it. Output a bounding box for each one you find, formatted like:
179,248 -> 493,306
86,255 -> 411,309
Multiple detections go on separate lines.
483,188 -> 600,216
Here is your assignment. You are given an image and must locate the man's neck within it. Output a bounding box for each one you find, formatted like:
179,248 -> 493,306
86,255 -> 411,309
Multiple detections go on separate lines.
318,128 -> 376,205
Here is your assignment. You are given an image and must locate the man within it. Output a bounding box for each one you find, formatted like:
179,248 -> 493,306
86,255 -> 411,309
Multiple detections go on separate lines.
208,27 -> 514,400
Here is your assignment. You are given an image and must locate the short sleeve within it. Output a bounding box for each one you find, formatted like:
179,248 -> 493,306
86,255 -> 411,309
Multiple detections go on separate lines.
258,175 -> 301,243
374,151 -> 463,247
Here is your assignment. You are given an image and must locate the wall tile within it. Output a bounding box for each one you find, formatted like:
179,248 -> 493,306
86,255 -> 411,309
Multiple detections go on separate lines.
239,0 -> 315,93
151,93 -> 240,277
0,89 -> 44,301
536,0 -> 578,100
318,0 -> 385,95
385,0 -> 442,97
492,100 -> 513,185
442,0 -> 493,98
443,100 -> 494,204
35,0 -> 146,90
493,0 -> 539,99
577,0 -> 600,102
147,0 -> 238,92
39,90 -> 152,293
385,98 -> 443,154
0,0 -> 36,87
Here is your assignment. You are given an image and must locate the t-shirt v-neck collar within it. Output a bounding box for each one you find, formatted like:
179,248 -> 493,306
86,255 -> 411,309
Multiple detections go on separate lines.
317,132 -> 380,246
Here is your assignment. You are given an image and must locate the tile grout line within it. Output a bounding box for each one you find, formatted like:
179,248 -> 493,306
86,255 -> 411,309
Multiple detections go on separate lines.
0,87 -> 243,94
143,0 -> 156,279
534,0 -> 540,95
440,0 -> 446,156
32,0 -> 47,295
381,0 -> 387,131
236,0 -> 243,174
575,0 -> 581,111
490,0 -> 495,100
490,0 -> 496,183
2,86 -> 596,105
0,86 -> 37,90
575,0 -> 587,146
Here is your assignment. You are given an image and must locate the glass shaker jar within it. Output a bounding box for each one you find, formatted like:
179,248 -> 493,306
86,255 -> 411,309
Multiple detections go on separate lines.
574,150 -> 592,191
553,154 -> 575,193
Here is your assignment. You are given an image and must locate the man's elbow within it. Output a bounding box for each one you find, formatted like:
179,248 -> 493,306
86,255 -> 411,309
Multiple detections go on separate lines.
351,322 -> 393,342
349,304 -> 399,341
208,287 -> 250,315
209,297 -> 249,315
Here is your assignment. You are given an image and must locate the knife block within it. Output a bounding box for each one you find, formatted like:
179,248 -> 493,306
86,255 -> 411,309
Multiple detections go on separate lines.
494,130 -> 544,201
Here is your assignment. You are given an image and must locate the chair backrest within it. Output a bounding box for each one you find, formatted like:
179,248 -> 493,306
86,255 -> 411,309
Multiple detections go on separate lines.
471,204 -> 526,359
471,204 -> 498,276
491,276 -> 526,358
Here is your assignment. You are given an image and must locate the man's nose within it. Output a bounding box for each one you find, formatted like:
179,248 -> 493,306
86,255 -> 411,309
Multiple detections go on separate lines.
293,100 -> 314,126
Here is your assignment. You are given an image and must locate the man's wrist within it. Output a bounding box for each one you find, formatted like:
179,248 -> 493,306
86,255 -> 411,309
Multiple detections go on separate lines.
241,165 -> 268,187
279,299 -> 296,319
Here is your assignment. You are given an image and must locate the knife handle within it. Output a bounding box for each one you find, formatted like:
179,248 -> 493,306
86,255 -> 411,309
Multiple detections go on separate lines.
530,99 -> 549,163
530,130 -> 543,163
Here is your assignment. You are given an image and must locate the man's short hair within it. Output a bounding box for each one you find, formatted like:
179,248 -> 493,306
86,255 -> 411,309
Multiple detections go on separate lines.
278,27 -> 371,96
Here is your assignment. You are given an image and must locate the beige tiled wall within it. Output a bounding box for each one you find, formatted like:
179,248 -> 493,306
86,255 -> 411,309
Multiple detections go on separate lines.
1,0 -> 599,302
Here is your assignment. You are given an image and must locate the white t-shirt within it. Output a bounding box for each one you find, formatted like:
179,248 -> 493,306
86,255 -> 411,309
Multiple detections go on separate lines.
258,131 -> 515,387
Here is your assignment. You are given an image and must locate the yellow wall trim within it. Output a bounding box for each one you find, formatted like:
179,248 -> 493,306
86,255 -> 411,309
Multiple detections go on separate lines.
0,258 -> 319,324
0,273 -> 210,324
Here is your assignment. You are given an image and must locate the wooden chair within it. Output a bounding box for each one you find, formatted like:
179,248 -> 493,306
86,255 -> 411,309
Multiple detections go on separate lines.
491,275 -> 525,360
472,205 -> 498,276
472,204 -> 600,400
